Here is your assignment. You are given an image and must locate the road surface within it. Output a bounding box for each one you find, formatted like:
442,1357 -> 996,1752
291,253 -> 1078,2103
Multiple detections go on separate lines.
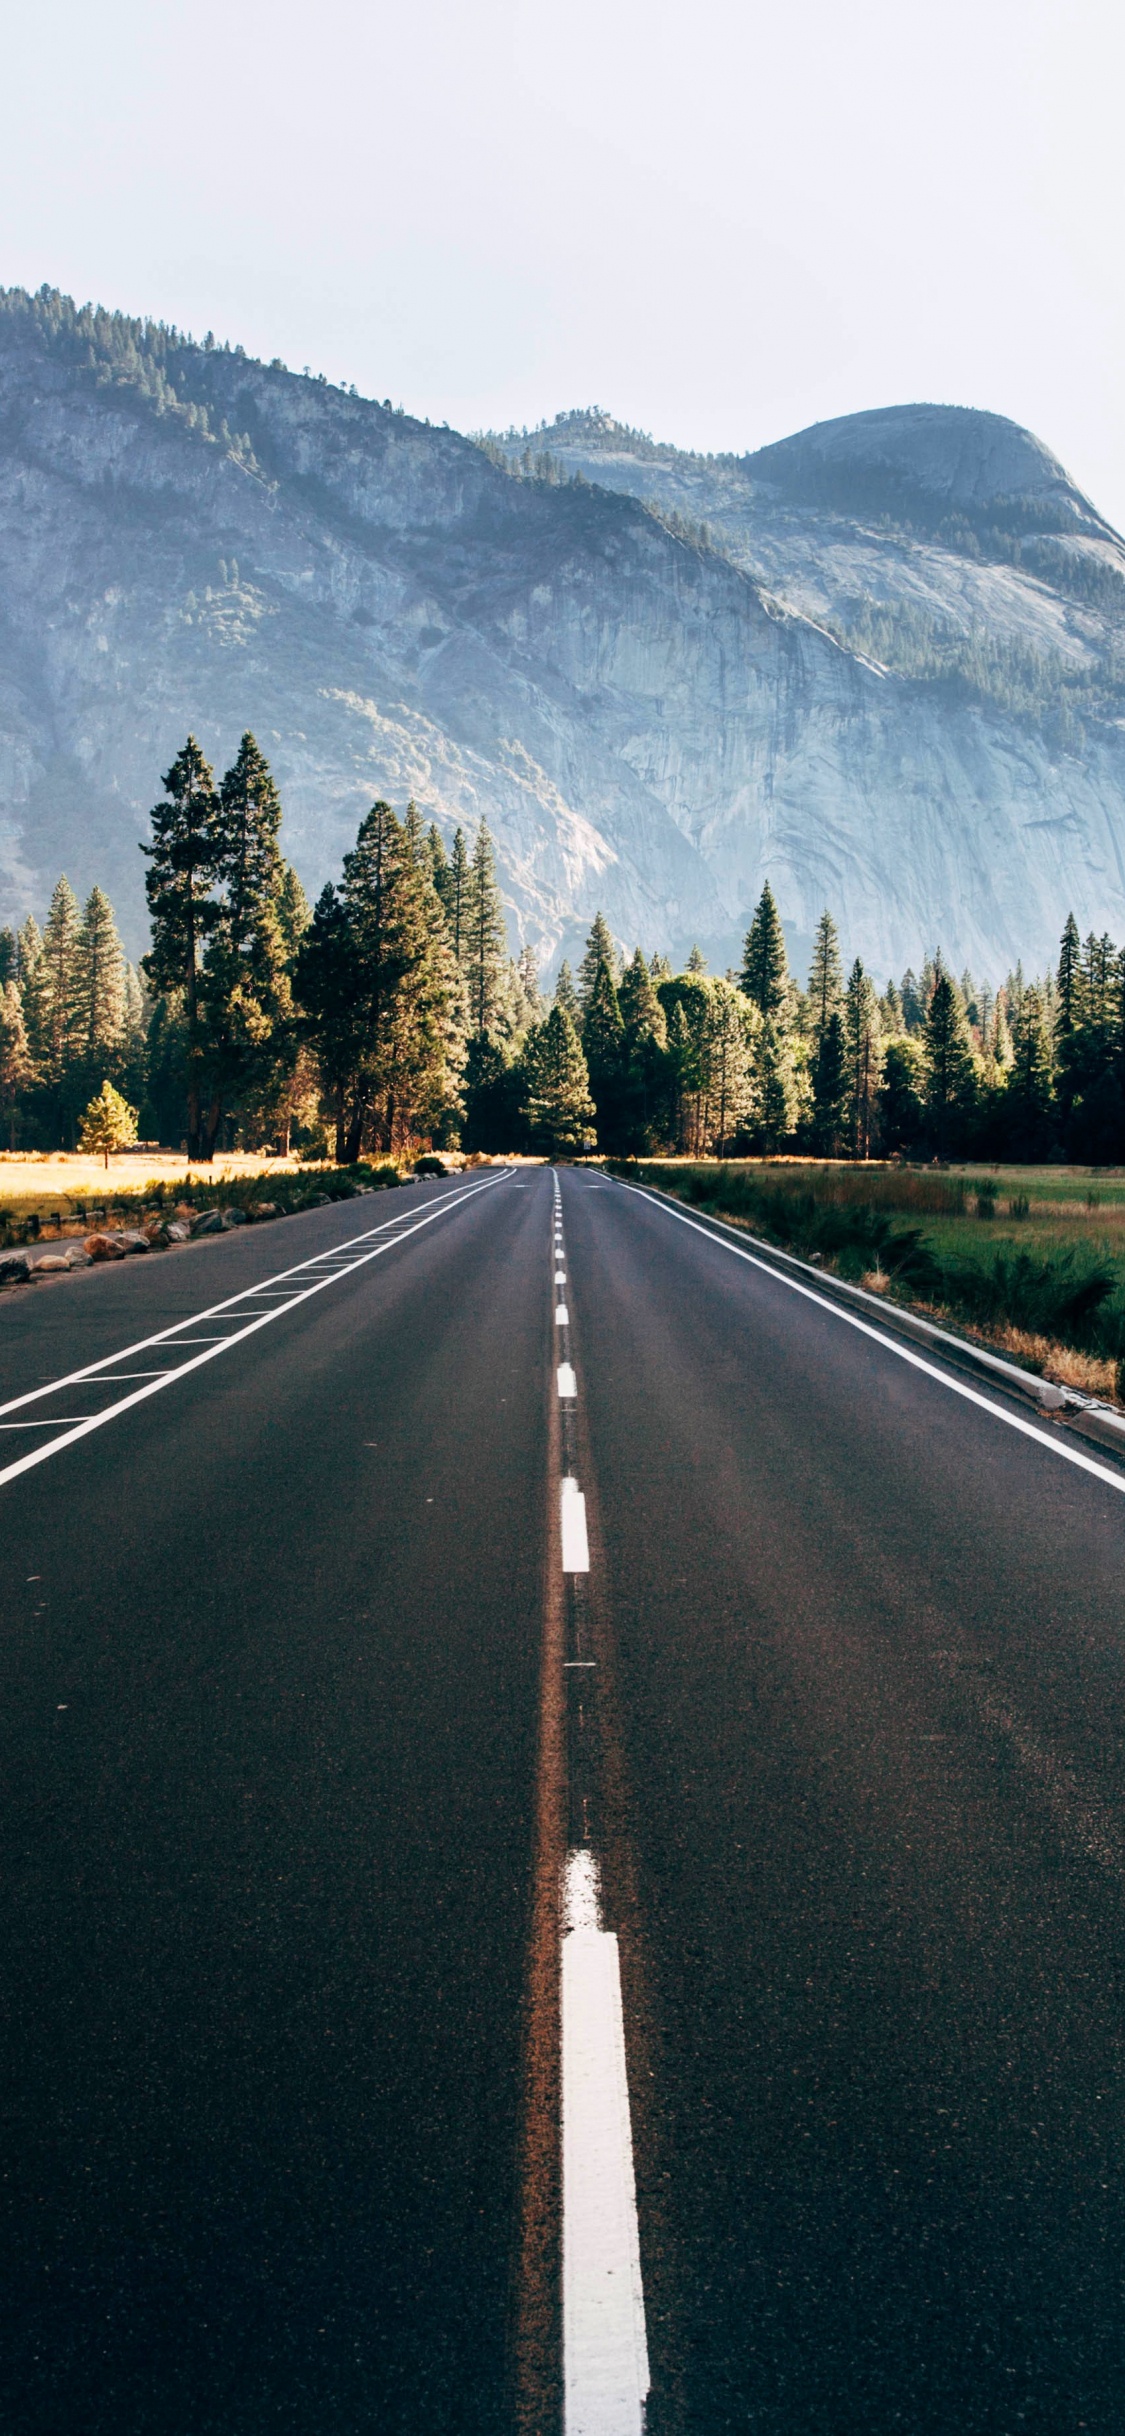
1,1165 -> 1124,2433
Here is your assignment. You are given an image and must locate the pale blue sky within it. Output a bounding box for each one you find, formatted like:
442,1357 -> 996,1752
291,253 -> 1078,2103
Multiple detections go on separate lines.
2,0 -> 1123,519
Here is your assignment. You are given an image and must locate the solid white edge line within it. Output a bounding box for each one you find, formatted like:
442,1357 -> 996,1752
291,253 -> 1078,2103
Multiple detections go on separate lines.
0,1175 -> 503,1423
0,1175 -> 510,1491
562,1852 -> 650,2434
560,1478 -> 590,1571
613,1179 -> 1125,1499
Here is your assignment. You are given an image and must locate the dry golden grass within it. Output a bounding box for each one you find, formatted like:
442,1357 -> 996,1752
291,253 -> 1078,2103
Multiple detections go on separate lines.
0,1149 -> 312,1217
860,1272 -> 1118,1397
981,1328 -> 1117,1397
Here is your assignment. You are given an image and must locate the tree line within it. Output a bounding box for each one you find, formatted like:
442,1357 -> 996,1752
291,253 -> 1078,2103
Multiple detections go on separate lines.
1,730 -> 1123,1164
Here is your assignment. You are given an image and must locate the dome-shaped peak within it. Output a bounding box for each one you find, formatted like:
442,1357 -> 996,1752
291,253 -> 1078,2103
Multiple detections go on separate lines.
743,402 -> 1107,532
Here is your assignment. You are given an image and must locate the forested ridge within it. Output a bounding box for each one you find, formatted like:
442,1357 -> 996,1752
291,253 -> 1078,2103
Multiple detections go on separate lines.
1,731 -> 1123,1170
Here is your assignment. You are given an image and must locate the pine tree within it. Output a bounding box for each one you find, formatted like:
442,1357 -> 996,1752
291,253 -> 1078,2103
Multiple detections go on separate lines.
582,961 -> 626,1150
924,969 -> 977,1156
878,1036 -> 926,1156
659,976 -> 713,1152
844,958 -> 883,1158
295,883 -> 360,1161
427,823 -> 450,908
77,886 -> 126,1072
78,1077 -> 138,1168
705,979 -> 755,1154
441,827 -> 471,965
554,960 -> 580,1020
812,1009 -> 849,1154
756,1017 -> 797,1151
0,928 -> 16,985
578,913 -> 619,1006
16,915 -> 49,1074
198,734 -> 287,1156
41,876 -> 86,1140
1006,984 -> 1056,1156
618,949 -> 669,1150
0,979 -> 33,1149
808,910 -> 843,1045
520,1006 -> 595,1154
881,978 -> 903,1033
403,799 -> 427,867
297,800 -> 464,1161
686,942 -> 708,973
900,969 -> 924,1031
274,862 -> 311,957
515,943 -> 543,1028
142,735 -> 219,1158
990,995 -> 1013,1070
464,821 -> 507,1036
1055,912 -> 1084,1129
741,882 -> 789,1020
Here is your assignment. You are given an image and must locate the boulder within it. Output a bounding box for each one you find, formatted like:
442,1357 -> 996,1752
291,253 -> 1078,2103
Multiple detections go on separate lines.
64,1245 -> 91,1268
150,1220 -> 190,1245
220,1206 -> 248,1227
190,1209 -> 227,1235
117,1231 -> 151,1255
247,1202 -> 279,1221
84,1232 -> 126,1260
0,1251 -> 31,1283
29,1251 -> 71,1274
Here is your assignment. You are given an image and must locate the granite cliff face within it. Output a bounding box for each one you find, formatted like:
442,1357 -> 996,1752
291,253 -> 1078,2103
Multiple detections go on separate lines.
3,288 -> 1125,979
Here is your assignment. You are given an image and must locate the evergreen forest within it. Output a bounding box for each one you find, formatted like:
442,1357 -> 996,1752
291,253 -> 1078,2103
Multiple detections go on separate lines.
2,732 -> 1124,1170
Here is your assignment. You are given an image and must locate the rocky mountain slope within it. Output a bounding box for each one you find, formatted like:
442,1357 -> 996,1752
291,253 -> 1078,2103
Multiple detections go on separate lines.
3,285 -> 1125,979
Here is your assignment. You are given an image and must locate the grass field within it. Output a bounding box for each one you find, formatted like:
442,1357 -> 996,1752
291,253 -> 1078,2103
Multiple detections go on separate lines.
616,1159 -> 1125,1399
0,1150 -> 315,1223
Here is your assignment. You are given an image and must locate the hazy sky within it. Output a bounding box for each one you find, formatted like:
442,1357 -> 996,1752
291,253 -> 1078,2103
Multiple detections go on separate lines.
2,0 -> 1123,519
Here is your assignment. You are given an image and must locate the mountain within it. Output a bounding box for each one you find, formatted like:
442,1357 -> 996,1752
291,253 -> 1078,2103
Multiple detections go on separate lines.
3,285 -> 1125,980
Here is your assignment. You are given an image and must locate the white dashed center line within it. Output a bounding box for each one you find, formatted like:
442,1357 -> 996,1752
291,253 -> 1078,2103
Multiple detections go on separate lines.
562,1850 -> 650,2435
550,1176 -> 650,2432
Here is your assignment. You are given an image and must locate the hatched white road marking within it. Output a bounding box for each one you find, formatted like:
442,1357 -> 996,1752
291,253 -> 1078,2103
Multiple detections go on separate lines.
562,1850 -> 650,2435
560,1478 -> 589,1571
0,1175 -> 509,1492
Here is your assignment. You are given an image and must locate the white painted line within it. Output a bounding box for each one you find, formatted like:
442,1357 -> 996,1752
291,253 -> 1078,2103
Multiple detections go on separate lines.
555,1270 -> 567,1285
560,1478 -> 590,1571
556,1304 -> 570,1327
558,1363 -> 577,1398
0,1175 -> 502,1427
0,1175 -> 509,1492
562,1849 -> 650,2436
616,1180 -> 1125,1501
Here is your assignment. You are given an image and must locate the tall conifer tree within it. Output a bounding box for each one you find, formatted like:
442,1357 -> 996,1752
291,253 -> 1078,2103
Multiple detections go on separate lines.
520,1007 -> 595,1153
142,735 -> 219,1157
578,913 -> 619,1006
77,886 -> 126,1071
844,958 -> 883,1159
554,960 -> 580,1020
741,883 -> 790,1020
808,910 -> 843,1045
464,821 -> 507,1037
924,967 -> 977,1155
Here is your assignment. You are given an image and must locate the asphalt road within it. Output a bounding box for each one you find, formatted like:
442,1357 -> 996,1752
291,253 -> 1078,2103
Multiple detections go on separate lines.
2,1165 -> 1125,2432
